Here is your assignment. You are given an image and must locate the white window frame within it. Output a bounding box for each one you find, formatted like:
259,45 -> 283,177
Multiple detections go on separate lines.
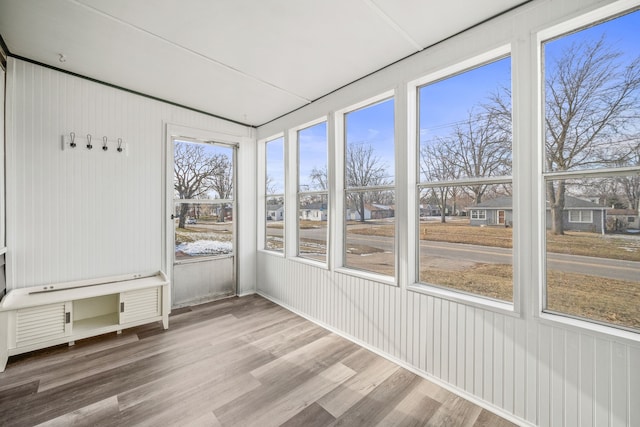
334,91 -> 397,285
568,210 -> 593,223
293,117 -> 329,267
263,135 -> 286,255
537,2 -> 640,340
408,46 -> 515,314
471,209 -> 487,220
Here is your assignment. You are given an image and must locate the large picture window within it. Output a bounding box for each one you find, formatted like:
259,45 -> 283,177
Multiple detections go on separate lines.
542,9 -> 640,332
297,121 -> 328,263
265,137 -> 285,253
417,55 -> 513,302
344,97 -> 395,277
543,11 -> 640,331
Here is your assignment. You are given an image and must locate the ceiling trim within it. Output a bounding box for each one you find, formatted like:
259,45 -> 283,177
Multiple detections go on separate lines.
5,51 -> 254,128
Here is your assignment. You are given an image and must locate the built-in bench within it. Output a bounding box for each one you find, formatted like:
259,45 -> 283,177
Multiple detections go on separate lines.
0,272 -> 170,372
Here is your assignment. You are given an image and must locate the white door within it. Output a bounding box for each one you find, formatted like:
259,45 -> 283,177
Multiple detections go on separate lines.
170,138 -> 237,307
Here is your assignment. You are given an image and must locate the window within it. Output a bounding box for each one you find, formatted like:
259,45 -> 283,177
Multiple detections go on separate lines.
542,9 -> 640,332
568,210 -> 592,223
470,210 -> 487,220
173,141 -> 235,260
344,97 -> 395,277
265,137 -> 285,253
297,121 -> 328,263
417,55 -> 513,303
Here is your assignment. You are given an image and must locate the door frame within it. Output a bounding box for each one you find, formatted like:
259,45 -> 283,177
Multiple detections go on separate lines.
163,124 -> 242,309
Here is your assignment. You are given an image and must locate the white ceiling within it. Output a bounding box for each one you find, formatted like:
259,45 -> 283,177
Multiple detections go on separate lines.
0,0 -> 528,126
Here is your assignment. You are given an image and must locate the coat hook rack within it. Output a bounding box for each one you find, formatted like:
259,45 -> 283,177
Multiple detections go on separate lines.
61,132 -> 127,155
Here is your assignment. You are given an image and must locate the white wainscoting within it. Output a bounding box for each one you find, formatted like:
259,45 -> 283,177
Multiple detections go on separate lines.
258,253 -> 639,427
5,58 -> 255,293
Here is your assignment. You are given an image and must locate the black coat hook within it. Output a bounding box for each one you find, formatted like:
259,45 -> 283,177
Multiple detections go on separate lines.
86,134 -> 93,150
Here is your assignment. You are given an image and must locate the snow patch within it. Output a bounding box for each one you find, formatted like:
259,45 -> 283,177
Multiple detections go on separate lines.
177,240 -> 232,256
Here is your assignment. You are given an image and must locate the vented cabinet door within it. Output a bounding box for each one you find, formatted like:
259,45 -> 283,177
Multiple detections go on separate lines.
120,287 -> 161,324
16,302 -> 71,347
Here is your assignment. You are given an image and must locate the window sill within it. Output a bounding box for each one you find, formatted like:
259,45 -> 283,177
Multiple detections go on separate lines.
407,282 -> 518,317
538,311 -> 640,344
335,267 -> 397,287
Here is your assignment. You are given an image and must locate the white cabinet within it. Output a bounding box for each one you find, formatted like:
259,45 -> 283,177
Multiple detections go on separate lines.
0,272 -> 169,372
120,287 -> 161,324
15,302 -> 72,347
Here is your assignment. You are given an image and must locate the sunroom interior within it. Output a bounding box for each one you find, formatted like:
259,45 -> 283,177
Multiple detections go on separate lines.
0,0 -> 639,426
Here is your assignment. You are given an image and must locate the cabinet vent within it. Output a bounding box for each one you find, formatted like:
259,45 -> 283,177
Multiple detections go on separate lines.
120,287 -> 160,324
16,303 -> 67,346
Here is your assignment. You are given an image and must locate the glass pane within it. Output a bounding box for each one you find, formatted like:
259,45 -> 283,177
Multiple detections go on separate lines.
345,190 -> 395,276
345,98 -> 395,187
174,140 -> 234,200
545,177 -> 640,331
298,193 -> 328,262
266,196 -> 284,253
266,137 -> 285,194
419,57 -> 512,183
543,10 -> 640,173
174,203 -> 233,260
299,122 -> 328,191
419,183 -> 513,302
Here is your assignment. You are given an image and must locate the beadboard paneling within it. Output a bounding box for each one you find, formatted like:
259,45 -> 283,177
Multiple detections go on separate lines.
258,254 -> 639,427
5,58 -> 254,290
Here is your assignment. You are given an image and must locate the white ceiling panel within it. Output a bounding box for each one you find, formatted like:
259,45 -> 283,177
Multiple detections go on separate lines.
77,0 -> 419,100
0,0 -> 307,125
0,0 -> 529,126
370,0 -> 528,47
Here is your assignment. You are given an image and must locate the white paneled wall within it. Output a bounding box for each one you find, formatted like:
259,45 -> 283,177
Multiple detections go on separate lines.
256,0 -> 640,426
258,255 -> 639,426
5,58 -> 255,293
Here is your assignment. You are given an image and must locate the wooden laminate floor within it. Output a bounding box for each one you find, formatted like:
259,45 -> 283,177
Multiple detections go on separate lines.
0,295 -> 516,427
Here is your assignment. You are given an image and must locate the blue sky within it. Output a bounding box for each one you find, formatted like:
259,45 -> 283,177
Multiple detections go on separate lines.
545,9 -> 640,64
298,122 -> 327,190
345,98 -> 395,183
266,137 -> 285,194
269,8 -> 639,193
419,56 -> 511,145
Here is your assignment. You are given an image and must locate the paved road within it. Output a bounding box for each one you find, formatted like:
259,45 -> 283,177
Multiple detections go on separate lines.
292,226 -> 640,282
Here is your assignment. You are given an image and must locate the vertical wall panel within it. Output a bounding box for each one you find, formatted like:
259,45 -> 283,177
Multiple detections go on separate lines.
6,58 -> 252,290
630,346 -> 640,427
564,332 -> 580,427
611,343 -> 629,427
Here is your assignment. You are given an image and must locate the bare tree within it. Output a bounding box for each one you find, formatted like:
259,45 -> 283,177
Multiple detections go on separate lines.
446,108 -> 512,204
174,142 -> 230,228
346,143 -> 390,222
420,142 -> 458,222
545,35 -> 640,234
617,150 -> 640,212
309,165 -> 329,190
210,155 -> 233,221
